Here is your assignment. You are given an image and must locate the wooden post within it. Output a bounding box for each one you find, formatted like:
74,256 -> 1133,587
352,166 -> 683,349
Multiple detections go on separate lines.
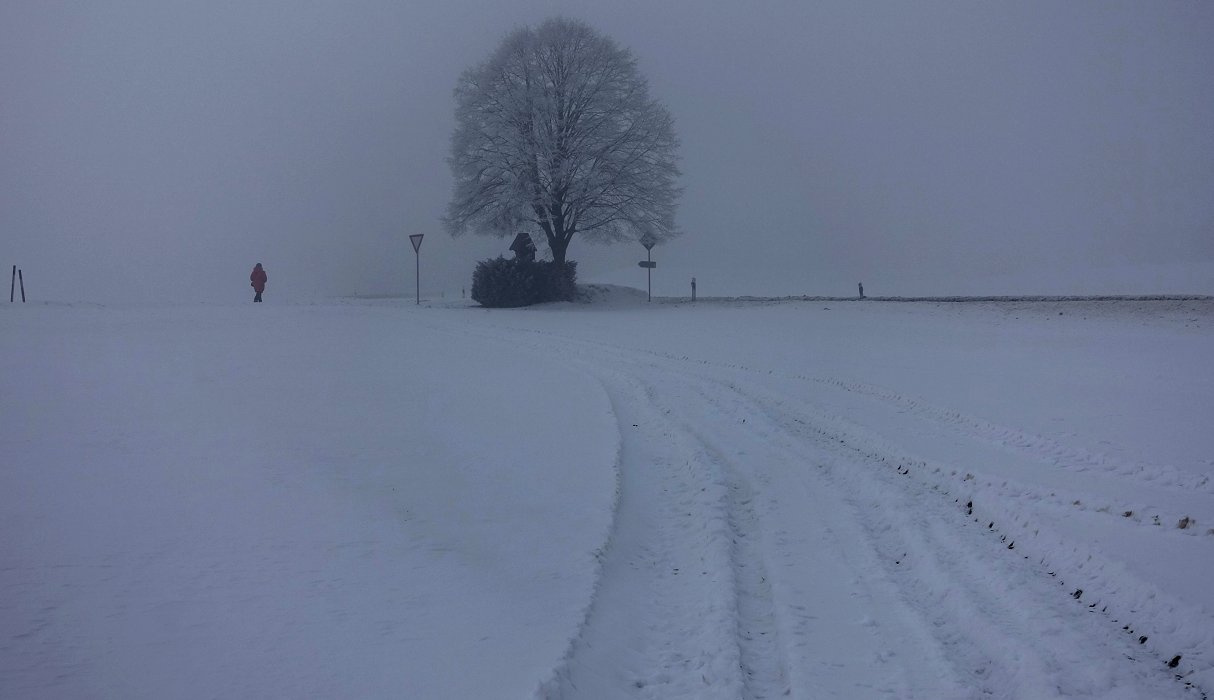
9,265 -> 14,303
691,276 -> 697,302
19,269 -> 25,302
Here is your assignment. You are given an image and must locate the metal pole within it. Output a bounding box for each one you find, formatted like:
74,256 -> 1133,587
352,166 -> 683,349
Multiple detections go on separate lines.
647,249 -> 652,302
9,265 -> 14,303
415,251 -> 420,305
18,269 -> 25,303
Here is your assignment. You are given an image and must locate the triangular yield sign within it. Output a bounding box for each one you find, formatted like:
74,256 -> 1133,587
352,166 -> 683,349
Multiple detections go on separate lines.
409,234 -> 424,252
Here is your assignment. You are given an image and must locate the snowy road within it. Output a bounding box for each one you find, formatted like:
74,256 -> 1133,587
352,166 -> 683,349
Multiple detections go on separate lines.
448,301 -> 1209,699
3,294 -> 1211,698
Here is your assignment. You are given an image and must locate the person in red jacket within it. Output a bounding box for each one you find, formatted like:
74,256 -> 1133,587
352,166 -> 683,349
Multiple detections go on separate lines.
250,263 -> 267,302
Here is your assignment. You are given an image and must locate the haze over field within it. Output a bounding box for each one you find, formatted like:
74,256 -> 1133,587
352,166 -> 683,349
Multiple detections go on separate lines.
3,1 -> 1212,302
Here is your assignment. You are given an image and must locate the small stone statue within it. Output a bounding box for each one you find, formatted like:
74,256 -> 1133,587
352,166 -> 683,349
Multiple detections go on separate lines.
510,232 -> 536,262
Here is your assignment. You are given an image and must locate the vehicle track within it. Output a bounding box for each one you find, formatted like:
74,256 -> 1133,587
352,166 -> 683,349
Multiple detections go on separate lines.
702,373 -> 1203,698
427,315 -> 1203,698
538,371 -> 757,699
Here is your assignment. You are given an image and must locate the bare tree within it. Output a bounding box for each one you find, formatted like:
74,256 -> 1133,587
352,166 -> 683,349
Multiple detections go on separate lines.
445,17 -> 680,266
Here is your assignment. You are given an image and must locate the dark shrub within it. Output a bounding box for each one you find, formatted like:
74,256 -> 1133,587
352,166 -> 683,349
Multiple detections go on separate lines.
471,257 -> 533,308
536,259 -> 578,302
471,257 -> 578,308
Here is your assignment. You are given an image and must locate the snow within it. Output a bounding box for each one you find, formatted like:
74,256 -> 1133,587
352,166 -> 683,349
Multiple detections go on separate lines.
1,303 -> 618,698
3,291 -> 1211,698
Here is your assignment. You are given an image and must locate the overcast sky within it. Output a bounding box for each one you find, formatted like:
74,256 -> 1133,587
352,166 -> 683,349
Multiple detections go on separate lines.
3,1 -> 1212,302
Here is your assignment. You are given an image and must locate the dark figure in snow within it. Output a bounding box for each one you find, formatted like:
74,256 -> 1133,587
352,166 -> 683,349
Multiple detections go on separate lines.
858,282 -> 864,299
250,263 -> 268,302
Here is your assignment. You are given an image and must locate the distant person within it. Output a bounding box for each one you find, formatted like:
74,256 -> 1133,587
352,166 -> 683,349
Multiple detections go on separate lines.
858,282 -> 864,299
250,263 -> 267,302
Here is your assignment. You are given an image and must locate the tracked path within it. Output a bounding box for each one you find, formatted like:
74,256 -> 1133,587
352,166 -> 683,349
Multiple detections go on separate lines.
437,315 -> 1203,699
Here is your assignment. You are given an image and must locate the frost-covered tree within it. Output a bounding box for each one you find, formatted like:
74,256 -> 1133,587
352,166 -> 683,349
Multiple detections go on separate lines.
445,17 -> 680,265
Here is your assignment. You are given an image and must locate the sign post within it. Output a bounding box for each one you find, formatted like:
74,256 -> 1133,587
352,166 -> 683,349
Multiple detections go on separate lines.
639,233 -> 657,302
409,234 -> 424,305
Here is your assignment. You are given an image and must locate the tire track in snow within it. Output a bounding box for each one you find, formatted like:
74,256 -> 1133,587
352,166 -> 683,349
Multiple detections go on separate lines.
722,468 -> 790,699
421,314 -> 1203,698
548,368 -> 797,699
447,320 -> 792,699
710,374 -> 1213,696
538,371 -> 752,699
649,407 -> 793,699
592,344 -> 1198,696
696,375 -> 1203,698
474,321 -> 1212,498
460,320 -> 1213,688
671,378 -> 974,698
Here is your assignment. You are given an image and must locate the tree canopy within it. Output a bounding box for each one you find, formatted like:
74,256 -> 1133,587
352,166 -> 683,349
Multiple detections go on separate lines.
445,17 -> 681,265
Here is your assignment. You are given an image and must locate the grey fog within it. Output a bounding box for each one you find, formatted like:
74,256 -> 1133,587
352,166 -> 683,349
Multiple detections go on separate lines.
2,0 -> 1211,302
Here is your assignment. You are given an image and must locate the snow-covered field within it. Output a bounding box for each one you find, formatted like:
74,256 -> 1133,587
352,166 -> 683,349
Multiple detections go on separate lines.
3,290 -> 1212,699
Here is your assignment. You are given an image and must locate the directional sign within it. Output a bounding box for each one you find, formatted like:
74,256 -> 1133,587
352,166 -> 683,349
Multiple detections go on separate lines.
409,234 -> 424,252
638,234 -> 658,302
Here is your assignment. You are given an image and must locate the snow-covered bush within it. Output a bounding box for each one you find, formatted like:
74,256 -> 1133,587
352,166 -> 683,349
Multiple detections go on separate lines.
471,257 -> 577,308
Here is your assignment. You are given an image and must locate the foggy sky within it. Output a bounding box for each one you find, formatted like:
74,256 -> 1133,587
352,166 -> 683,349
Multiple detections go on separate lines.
3,1 -> 1212,303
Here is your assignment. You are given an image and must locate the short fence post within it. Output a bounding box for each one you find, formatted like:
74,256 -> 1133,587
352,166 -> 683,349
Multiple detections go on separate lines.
19,269 -> 26,302
9,265 -> 14,303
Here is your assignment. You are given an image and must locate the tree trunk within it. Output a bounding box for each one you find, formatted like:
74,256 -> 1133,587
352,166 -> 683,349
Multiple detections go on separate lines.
550,237 -> 568,266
